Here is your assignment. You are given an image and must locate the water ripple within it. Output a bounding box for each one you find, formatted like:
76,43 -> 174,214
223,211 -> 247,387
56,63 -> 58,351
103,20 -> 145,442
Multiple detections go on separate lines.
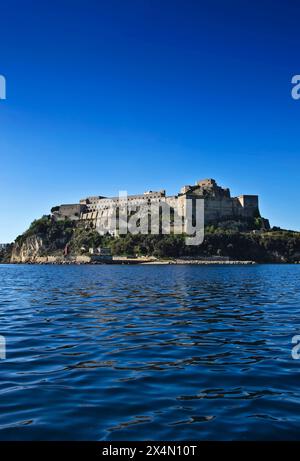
0,264 -> 300,440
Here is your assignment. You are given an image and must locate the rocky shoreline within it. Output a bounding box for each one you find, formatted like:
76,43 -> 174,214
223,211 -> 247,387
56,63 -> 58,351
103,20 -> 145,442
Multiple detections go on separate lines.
3,215 -> 300,265
142,259 -> 256,265
3,256 -> 257,265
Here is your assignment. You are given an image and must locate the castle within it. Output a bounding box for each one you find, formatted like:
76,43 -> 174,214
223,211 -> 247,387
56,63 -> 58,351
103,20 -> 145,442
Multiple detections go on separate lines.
51,178 -> 269,233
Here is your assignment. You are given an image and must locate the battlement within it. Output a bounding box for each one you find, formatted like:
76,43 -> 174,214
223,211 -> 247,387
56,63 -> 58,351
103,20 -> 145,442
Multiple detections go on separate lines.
180,178 -> 230,198
51,204 -> 86,221
51,179 -> 268,229
237,195 -> 258,208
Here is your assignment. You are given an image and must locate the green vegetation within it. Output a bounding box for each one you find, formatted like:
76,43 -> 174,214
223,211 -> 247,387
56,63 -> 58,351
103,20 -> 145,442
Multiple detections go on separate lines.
0,244 -> 13,263
104,229 -> 300,262
15,215 -> 74,252
7,215 -> 300,263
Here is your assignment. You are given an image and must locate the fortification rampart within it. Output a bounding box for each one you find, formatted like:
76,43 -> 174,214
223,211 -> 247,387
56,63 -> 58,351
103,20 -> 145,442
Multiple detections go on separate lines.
51,178 -> 268,232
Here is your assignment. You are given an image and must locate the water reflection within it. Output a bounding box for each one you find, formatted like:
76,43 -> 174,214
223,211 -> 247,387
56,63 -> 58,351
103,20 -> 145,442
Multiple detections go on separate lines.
0,264 -> 300,440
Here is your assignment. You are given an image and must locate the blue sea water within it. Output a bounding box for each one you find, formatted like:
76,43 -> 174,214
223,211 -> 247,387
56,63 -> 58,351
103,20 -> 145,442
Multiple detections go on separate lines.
0,264 -> 300,440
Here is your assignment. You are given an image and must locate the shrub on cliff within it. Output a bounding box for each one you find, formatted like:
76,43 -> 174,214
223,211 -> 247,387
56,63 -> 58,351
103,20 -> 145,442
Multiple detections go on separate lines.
15,215 -> 75,251
106,229 -> 300,262
12,215 -> 300,263
69,227 -> 103,253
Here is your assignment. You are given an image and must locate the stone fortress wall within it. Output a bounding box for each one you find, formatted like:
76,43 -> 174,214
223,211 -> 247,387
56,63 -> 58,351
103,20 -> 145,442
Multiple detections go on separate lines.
51,178 -> 268,233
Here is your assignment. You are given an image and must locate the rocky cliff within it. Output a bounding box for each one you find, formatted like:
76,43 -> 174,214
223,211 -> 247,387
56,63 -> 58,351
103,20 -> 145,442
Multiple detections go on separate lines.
11,235 -> 45,263
9,215 -> 104,263
6,214 -> 300,264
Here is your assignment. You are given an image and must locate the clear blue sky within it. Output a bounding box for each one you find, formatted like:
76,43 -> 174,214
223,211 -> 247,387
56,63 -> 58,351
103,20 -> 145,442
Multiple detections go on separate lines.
1,0 -> 300,242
